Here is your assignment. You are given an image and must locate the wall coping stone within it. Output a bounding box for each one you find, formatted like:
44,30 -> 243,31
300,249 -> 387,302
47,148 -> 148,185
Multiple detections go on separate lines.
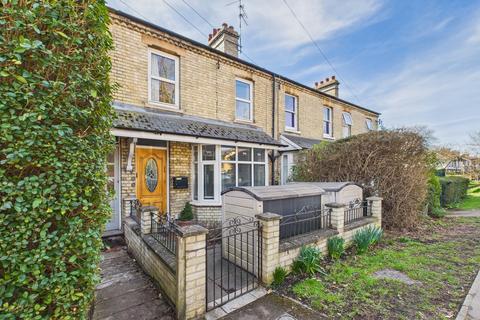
325,202 -> 346,208
142,234 -> 176,272
255,212 -> 283,221
344,218 -> 377,232
279,228 -> 338,252
176,224 -> 209,237
366,196 -> 383,201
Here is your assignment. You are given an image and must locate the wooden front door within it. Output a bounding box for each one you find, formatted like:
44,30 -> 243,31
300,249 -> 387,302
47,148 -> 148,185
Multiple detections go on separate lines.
136,147 -> 167,213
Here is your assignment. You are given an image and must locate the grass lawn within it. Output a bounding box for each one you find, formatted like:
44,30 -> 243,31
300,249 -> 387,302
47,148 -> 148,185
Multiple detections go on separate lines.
281,217 -> 480,319
453,181 -> 480,210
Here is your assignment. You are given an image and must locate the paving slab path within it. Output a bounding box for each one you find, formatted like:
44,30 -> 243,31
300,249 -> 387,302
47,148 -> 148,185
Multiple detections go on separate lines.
447,210 -> 480,218
220,293 -> 320,320
93,245 -> 175,320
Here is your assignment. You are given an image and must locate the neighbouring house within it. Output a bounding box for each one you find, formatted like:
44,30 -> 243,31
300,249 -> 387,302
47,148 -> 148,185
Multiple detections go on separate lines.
104,8 -> 380,235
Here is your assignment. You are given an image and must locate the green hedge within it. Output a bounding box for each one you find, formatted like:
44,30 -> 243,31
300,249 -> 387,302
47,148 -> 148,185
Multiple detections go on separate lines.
439,176 -> 470,207
0,1 -> 114,319
427,173 -> 441,213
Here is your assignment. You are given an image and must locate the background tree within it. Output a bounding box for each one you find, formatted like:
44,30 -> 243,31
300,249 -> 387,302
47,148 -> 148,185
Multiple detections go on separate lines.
292,129 -> 433,230
0,1 -> 114,318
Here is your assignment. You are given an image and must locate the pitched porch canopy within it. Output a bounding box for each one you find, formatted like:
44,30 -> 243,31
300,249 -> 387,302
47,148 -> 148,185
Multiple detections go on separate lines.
112,102 -> 285,148
280,134 -> 322,151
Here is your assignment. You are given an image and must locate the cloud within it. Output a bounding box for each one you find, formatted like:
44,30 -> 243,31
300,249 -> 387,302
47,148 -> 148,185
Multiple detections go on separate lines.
356,12 -> 480,145
108,0 -> 383,52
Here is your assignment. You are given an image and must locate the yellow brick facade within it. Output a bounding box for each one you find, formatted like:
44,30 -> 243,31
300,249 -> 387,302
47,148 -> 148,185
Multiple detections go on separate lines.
108,11 -> 379,221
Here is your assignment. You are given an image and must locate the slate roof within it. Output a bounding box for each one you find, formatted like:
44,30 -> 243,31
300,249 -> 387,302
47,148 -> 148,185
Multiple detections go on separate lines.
112,102 -> 285,147
222,184 -> 326,201
281,134 -> 322,150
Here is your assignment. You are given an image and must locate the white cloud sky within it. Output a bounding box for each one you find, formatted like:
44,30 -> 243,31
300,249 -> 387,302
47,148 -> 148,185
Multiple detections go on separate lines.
108,0 -> 479,149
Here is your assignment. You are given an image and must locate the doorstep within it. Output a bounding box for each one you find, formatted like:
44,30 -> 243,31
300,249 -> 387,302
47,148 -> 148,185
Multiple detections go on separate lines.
205,287 -> 268,320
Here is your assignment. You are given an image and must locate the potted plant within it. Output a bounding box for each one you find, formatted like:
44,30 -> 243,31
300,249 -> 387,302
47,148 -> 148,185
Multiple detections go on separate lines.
176,202 -> 194,226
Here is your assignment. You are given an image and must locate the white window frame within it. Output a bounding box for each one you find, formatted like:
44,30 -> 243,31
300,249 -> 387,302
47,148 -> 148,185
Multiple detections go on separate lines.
323,107 -> 333,138
192,144 -> 268,205
235,78 -> 253,121
365,118 -> 373,131
148,48 -> 180,109
284,94 -> 298,131
342,112 -> 352,138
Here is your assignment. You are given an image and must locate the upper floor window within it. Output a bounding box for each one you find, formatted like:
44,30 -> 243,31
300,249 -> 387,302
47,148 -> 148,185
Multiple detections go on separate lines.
365,118 -> 373,131
285,94 -> 297,131
342,112 -> 352,138
323,107 -> 333,137
235,79 -> 253,121
148,49 -> 179,108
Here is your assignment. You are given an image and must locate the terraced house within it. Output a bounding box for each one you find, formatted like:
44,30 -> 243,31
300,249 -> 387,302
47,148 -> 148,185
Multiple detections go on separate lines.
105,8 -> 380,235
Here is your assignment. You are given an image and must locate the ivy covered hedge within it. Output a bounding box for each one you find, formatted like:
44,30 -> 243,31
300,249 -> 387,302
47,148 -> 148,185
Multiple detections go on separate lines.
439,176 -> 470,207
0,1 -> 114,318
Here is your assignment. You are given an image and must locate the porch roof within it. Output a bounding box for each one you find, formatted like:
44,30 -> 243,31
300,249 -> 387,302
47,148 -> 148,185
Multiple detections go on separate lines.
112,102 -> 285,147
281,134 -> 322,150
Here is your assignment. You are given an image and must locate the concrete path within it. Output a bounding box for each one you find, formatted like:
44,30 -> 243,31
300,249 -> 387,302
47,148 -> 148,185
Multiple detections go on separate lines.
219,293 -> 320,320
457,270 -> 480,320
447,210 -> 480,218
93,246 -> 174,320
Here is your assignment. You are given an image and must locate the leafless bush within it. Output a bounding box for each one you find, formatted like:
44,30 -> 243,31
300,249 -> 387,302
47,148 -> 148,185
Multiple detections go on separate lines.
292,129 -> 431,230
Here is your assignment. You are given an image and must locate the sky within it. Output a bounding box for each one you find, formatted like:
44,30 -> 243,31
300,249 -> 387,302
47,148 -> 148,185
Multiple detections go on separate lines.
108,0 -> 480,149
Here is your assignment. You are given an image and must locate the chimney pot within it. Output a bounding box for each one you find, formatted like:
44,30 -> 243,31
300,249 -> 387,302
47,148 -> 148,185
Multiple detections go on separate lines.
326,77 -> 330,82
208,22 -> 239,57
332,75 -> 336,80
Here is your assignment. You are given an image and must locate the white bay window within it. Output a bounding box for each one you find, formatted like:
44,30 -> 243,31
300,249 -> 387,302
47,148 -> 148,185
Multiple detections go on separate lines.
192,145 -> 268,203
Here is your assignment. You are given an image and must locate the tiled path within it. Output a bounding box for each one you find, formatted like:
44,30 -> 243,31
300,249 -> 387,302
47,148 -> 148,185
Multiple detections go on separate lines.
93,245 -> 174,320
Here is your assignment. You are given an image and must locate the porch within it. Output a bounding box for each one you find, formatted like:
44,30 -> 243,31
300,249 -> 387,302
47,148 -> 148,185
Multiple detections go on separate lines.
103,102 -> 285,236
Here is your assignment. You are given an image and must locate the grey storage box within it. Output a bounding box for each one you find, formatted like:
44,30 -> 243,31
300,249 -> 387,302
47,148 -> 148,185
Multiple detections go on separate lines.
222,184 -> 327,239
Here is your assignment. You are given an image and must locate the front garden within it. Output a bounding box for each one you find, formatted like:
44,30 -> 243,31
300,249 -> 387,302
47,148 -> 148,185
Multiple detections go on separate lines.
273,217 -> 480,319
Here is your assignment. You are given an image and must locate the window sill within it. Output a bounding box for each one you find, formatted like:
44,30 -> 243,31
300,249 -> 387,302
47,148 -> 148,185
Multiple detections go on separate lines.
323,135 -> 335,140
190,200 -> 222,207
234,119 -> 255,125
146,100 -> 182,112
285,128 -> 300,134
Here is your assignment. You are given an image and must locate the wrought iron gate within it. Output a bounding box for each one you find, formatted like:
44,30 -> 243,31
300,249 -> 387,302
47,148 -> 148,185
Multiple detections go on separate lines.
205,217 -> 262,311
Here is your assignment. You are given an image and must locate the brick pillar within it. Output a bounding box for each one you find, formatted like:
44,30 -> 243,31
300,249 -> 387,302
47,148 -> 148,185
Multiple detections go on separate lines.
176,225 -> 208,320
139,206 -> 158,235
256,212 -> 282,285
325,203 -> 346,233
123,195 -> 136,218
367,196 -> 383,226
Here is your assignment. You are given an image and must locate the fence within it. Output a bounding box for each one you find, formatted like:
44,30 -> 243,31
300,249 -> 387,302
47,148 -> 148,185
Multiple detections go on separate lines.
150,213 -> 178,255
127,198 -> 141,225
279,206 -> 332,240
344,201 -> 371,225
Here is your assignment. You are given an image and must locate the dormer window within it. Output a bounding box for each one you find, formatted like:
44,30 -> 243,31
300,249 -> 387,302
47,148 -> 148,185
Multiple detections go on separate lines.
148,49 -> 179,108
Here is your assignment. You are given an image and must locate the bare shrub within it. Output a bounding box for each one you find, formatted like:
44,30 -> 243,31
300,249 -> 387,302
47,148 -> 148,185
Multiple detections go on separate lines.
292,129 -> 432,230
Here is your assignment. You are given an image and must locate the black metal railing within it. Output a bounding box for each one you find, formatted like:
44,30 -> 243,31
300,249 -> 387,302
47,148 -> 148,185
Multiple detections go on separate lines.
279,206 -> 332,240
127,198 -> 141,224
344,201 -> 371,225
150,213 -> 178,255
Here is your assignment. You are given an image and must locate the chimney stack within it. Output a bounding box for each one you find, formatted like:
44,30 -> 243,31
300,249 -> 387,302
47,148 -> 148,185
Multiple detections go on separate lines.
208,23 -> 239,58
314,75 -> 340,97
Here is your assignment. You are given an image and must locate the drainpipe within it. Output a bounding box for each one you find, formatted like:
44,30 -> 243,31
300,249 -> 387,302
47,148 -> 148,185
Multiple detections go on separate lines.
270,74 -> 277,185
